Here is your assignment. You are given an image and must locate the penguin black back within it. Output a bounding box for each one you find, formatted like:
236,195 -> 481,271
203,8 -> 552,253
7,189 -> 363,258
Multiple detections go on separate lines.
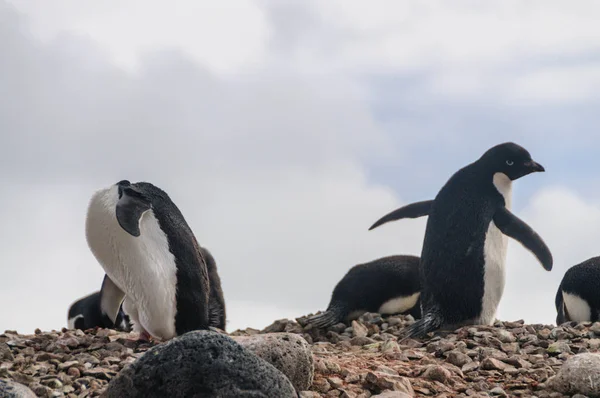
307,255 -> 422,329
199,246 -> 227,330
556,256 -> 600,325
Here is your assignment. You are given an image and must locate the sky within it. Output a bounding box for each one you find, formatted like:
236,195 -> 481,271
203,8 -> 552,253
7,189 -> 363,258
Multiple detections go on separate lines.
2,0 -> 600,334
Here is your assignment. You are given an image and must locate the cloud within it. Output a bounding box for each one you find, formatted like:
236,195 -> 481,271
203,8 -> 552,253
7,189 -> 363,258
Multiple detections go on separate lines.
0,1 -> 428,334
2,0 -> 600,336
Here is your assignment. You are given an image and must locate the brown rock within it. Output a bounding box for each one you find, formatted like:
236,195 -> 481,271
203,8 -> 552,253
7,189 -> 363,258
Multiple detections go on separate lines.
422,365 -> 452,383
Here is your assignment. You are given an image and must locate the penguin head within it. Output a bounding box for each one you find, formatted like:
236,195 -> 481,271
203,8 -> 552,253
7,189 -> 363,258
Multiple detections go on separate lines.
112,180 -> 153,237
479,142 -> 545,181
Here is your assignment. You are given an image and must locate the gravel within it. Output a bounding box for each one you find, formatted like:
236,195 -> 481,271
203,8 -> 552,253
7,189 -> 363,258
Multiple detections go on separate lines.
1,313 -> 599,397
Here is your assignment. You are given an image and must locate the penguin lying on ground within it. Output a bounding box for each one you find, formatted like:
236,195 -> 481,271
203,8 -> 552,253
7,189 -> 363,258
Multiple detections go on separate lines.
306,255 -> 422,329
370,142 -> 553,339
555,256 -> 600,325
67,290 -> 132,332
85,180 -> 226,341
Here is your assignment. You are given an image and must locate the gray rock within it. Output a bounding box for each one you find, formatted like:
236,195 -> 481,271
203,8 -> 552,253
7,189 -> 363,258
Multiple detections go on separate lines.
371,392 -> 413,398
545,353 -> 600,397
103,330 -> 297,398
0,379 -> 37,398
232,332 -> 314,391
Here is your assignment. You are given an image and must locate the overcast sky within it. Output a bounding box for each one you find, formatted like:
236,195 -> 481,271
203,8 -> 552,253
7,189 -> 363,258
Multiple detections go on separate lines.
2,0 -> 600,334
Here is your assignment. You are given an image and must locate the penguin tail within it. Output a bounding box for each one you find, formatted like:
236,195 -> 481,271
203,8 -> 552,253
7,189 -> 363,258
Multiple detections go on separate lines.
306,306 -> 345,329
399,312 -> 442,341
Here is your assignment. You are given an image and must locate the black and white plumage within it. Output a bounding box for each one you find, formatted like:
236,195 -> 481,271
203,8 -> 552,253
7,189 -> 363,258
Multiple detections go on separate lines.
67,290 -> 131,332
85,180 -> 226,340
556,256 -> 600,325
306,255 -> 422,329
370,142 -> 553,339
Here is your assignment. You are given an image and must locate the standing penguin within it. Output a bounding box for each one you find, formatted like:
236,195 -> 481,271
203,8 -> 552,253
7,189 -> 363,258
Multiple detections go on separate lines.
370,142 -> 553,339
67,290 -> 132,332
555,256 -> 600,325
85,180 -> 225,340
306,255 -> 422,329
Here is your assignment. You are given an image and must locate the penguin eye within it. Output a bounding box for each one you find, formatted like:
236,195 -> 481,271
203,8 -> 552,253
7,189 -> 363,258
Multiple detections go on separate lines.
506,160 -> 514,166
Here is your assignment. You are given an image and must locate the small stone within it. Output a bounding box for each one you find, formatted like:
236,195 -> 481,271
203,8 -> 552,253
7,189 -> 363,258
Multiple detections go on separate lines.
489,387 -> 508,397
327,377 -> 344,389
67,367 -> 81,378
300,392 -> 322,398
481,357 -> 510,371
422,365 -> 452,383
494,330 -> 517,343
372,392 -> 413,398
462,361 -> 480,373
0,343 -> 14,361
590,322 -> 600,335
350,336 -> 376,346
313,378 -> 331,393
44,378 -> 63,389
351,321 -> 368,338
380,340 -> 401,354
58,360 -> 79,370
547,341 -> 572,355
374,365 -> 398,376
447,351 -> 472,367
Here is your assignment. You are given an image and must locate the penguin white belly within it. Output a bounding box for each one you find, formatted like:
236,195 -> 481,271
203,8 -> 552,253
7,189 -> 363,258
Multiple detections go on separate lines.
479,173 -> 512,325
479,221 -> 508,325
85,187 -> 178,340
562,292 -> 592,322
378,292 -> 421,314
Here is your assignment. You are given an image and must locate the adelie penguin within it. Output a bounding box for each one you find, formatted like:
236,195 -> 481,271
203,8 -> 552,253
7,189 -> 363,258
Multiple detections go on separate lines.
555,256 -> 600,325
306,255 -> 422,329
85,180 -> 226,341
369,142 -> 553,339
67,290 -> 132,332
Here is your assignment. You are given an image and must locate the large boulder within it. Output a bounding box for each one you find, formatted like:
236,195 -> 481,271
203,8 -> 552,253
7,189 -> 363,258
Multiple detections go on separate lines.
0,379 -> 37,398
232,333 -> 314,391
103,330 -> 297,398
545,352 -> 600,397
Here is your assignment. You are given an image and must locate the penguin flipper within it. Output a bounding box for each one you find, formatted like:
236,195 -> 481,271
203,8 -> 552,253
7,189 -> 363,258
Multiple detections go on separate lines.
493,207 -> 553,271
116,187 -> 152,237
368,200 -> 434,231
99,274 -> 126,325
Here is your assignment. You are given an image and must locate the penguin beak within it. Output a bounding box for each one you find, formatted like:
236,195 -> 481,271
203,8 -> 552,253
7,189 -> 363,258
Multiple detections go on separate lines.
525,160 -> 545,173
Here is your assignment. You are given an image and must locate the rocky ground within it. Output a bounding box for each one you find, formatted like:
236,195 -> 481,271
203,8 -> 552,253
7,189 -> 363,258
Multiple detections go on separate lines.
1,313 -> 599,397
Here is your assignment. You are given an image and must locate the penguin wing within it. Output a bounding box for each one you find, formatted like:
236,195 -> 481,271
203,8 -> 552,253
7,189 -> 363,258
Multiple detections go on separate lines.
493,207 -> 553,271
368,200 -> 433,230
99,274 -> 127,325
116,187 -> 152,237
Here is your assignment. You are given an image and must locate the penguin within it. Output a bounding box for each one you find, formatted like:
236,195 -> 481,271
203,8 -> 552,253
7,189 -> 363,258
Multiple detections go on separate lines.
369,142 -> 553,339
306,255 -> 422,329
555,256 -> 600,325
67,290 -> 132,332
85,180 -> 225,341
200,246 -> 227,331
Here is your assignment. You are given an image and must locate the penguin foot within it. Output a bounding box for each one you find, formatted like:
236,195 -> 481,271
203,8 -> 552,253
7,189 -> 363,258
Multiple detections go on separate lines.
139,330 -> 152,341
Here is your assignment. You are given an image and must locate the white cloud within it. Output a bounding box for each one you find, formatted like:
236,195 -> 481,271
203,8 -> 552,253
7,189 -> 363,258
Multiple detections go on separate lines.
6,0 -> 270,74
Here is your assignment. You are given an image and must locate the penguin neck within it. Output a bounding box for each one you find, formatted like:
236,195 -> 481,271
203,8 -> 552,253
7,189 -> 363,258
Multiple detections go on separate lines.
492,172 -> 512,210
